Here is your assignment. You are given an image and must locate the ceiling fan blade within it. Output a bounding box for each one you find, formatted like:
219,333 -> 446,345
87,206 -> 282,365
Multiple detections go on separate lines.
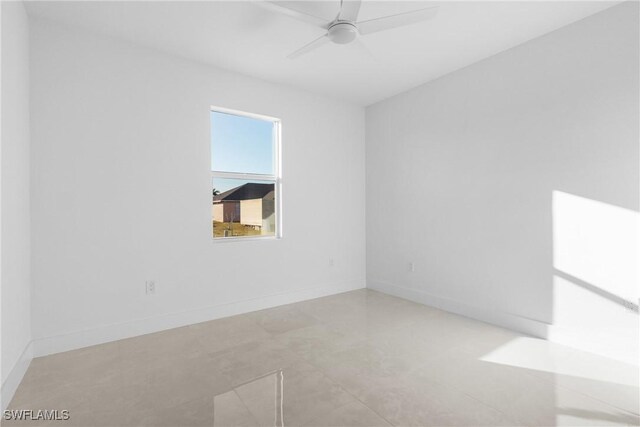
357,6 -> 439,35
338,0 -> 362,22
287,34 -> 329,59
256,1 -> 329,28
354,39 -> 376,61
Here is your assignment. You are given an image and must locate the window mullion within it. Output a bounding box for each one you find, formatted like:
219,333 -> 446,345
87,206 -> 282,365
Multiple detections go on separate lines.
211,171 -> 276,181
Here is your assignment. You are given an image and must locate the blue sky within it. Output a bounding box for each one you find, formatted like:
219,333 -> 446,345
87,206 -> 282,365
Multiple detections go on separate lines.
211,111 -> 273,172
211,111 -> 274,193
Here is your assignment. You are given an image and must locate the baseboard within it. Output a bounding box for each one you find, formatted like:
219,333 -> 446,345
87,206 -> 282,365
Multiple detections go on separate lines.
33,279 -> 365,358
368,280 -> 550,338
1,341 -> 33,411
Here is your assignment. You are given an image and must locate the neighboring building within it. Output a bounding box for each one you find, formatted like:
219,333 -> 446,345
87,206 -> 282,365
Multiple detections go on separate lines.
212,199 -> 240,223
212,183 -> 275,231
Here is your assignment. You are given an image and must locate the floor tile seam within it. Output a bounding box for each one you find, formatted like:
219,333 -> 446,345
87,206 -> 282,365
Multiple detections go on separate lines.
213,342 -> 310,389
317,379 -> 396,427
415,357 -> 543,425
411,368 -> 527,427
231,367 -> 345,427
373,356 -> 519,424
282,338 -> 395,426
292,300 -> 346,324
192,323 -> 273,344
242,311 -> 290,336
276,327 -> 371,360
500,360 -> 640,417
231,388 -> 263,426
115,376 -> 237,422
297,399 -> 365,427
330,366 -> 519,427
263,318 -> 325,337
295,334 -> 476,427
317,319 -> 409,344
523,367 -> 640,418
197,333 -> 283,360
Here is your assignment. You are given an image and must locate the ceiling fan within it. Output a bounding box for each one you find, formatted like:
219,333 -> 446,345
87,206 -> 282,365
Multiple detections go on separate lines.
261,0 -> 439,59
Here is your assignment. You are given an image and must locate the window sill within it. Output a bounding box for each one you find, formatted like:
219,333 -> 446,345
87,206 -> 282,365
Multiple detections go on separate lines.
212,235 -> 281,243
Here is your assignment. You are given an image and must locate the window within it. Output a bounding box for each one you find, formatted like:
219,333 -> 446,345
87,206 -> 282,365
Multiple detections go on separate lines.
211,108 -> 281,239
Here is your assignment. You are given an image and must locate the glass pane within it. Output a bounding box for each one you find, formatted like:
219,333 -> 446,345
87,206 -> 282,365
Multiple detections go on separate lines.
211,111 -> 274,175
212,178 -> 276,239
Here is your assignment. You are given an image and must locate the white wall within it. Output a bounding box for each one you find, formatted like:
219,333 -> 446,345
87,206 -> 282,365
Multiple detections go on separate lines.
366,2 -> 638,364
29,18 -> 365,355
1,0 -> 32,408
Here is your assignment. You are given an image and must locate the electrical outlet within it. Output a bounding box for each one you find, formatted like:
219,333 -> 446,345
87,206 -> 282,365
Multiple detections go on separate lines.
409,262 -> 415,273
145,280 -> 156,295
329,258 -> 335,267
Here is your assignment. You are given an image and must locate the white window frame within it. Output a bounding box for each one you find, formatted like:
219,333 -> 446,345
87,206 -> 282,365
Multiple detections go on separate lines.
210,106 -> 282,241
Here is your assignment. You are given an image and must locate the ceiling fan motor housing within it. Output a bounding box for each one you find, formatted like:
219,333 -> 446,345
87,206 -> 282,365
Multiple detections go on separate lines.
328,22 -> 359,44
281,1 -> 439,58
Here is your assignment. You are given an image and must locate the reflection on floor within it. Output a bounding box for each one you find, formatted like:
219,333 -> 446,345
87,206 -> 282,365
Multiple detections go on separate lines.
214,370 -> 284,427
5,290 -> 640,426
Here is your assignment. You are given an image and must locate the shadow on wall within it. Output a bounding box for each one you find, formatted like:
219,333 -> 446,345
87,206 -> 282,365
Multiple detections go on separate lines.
550,190 -> 639,365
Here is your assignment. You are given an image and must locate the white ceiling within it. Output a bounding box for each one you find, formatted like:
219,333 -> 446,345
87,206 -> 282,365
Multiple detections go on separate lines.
25,1 -> 620,106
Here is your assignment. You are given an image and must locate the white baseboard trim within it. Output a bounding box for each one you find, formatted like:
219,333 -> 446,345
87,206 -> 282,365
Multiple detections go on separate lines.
368,280 -> 550,338
1,341 -> 33,411
33,279 -> 365,358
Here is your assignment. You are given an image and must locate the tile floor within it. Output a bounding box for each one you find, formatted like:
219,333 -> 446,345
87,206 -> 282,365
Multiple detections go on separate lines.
5,290 -> 640,426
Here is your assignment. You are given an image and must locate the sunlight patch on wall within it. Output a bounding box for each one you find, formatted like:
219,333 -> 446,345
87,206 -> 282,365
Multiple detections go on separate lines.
553,191 -> 638,303
551,191 -> 639,365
